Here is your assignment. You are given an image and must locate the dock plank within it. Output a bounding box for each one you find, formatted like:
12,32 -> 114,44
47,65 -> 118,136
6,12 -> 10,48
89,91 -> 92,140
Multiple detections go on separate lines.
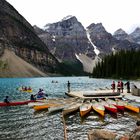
66,89 -> 124,99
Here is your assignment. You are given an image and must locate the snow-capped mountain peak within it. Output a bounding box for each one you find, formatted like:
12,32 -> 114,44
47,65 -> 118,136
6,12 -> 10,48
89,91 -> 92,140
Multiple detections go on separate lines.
62,15 -> 74,21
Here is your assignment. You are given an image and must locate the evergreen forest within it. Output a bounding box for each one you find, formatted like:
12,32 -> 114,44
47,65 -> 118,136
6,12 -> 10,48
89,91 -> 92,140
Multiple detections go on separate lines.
92,49 -> 140,79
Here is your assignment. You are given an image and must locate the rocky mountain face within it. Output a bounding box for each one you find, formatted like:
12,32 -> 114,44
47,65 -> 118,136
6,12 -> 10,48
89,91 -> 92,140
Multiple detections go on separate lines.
34,17 -> 140,73
113,27 -> 140,45
87,23 -> 114,56
35,16 -> 96,63
33,25 -> 46,35
113,28 -> 134,42
0,0 -> 61,76
87,23 -> 140,57
130,27 -> 140,44
35,19 -> 140,59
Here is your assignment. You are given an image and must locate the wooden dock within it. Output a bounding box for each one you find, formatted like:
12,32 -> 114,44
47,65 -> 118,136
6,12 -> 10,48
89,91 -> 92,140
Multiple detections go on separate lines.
65,89 -> 124,99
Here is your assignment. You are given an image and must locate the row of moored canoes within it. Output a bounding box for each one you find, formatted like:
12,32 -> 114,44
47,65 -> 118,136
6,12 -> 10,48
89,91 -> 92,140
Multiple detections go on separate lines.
80,99 -> 139,117
28,99 -> 140,117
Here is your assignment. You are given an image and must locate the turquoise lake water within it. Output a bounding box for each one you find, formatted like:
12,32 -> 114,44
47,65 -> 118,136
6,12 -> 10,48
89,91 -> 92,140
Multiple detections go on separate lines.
0,77 -> 140,140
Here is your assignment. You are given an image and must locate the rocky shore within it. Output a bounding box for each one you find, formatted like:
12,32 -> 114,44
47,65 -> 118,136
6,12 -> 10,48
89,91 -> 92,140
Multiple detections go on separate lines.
88,120 -> 140,140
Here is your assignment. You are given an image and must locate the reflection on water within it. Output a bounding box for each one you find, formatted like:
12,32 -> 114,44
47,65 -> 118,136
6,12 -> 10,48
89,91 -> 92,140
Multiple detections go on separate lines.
0,77 -> 140,140
0,106 -> 64,140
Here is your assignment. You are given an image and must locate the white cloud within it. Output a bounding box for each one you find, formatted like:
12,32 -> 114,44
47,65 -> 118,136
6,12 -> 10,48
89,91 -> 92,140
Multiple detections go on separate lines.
6,0 -> 140,34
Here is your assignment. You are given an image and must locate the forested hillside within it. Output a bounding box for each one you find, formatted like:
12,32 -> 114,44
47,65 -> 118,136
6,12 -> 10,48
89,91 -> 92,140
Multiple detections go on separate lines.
92,49 -> 140,79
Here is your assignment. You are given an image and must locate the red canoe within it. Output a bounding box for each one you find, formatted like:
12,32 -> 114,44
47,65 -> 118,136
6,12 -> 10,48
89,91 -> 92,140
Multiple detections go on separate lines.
100,99 -> 117,113
104,105 -> 117,113
113,104 -> 124,111
106,99 -> 124,111
0,100 -> 35,107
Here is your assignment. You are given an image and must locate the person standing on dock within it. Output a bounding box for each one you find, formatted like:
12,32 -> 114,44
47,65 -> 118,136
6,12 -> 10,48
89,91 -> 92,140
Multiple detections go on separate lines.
111,81 -> 115,92
67,81 -> 70,93
125,81 -> 130,93
120,81 -> 124,93
117,81 -> 121,93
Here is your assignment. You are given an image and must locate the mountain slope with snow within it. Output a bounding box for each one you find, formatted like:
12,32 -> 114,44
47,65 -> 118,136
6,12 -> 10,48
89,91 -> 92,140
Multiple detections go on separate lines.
34,16 -> 97,73
34,16 -> 140,73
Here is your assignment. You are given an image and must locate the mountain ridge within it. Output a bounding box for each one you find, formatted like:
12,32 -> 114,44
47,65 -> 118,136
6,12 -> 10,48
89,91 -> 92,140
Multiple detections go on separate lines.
113,27 -> 140,44
34,16 -> 97,73
34,16 -> 140,73
0,0 -> 64,77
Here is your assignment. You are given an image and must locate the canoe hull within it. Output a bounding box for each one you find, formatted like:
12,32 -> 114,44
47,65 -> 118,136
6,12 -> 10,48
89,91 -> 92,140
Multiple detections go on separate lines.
106,99 -> 124,111
124,105 -> 139,113
49,106 -> 64,113
63,107 -> 79,115
100,99 -> 117,114
63,103 -> 81,115
113,104 -> 124,111
104,106 -> 117,113
34,105 -> 50,111
33,104 -> 59,111
80,105 -> 92,117
28,102 -> 47,107
20,90 -> 33,93
0,100 -> 34,107
92,106 -> 104,116
118,99 -> 139,113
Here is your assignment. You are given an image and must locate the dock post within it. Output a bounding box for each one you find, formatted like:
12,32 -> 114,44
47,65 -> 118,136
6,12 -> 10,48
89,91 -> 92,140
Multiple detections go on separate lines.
62,112 -> 67,140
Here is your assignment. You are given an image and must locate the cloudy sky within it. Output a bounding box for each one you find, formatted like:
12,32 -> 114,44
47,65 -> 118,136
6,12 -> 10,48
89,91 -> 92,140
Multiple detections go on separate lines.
7,0 -> 140,34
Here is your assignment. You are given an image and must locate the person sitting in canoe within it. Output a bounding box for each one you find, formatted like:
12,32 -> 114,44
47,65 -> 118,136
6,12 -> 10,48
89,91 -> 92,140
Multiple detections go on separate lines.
4,96 -> 10,103
36,89 -> 46,99
24,86 -> 28,91
30,94 -> 36,101
28,86 -> 32,91
21,86 -> 27,91
21,86 -> 25,90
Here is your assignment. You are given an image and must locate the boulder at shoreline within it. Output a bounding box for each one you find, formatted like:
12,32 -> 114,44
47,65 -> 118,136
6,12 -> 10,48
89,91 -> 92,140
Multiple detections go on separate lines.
88,129 -> 117,140
88,121 -> 140,140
